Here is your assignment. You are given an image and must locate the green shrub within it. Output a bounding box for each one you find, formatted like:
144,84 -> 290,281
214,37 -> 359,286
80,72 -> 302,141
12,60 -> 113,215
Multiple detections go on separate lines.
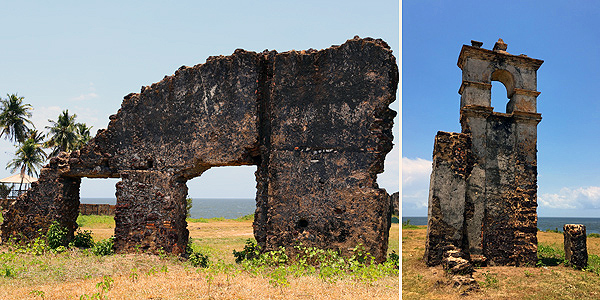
232,241 -> 398,284
72,230 -> 94,248
186,241 -> 210,268
233,239 -> 261,263
387,251 -> 399,269
92,237 -> 114,256
46,221 -> 68,249
588,233 -> 600,238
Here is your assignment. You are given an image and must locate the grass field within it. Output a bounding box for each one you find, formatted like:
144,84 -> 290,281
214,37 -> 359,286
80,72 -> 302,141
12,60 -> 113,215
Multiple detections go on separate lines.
0,215 -> 399,299
402,225 -> 600,300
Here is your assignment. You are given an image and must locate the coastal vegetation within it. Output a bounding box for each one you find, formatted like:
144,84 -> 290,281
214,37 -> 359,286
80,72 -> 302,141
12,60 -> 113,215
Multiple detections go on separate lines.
403,225 -> 600,299
0,93 -> 92,188
0,215 -> 399,299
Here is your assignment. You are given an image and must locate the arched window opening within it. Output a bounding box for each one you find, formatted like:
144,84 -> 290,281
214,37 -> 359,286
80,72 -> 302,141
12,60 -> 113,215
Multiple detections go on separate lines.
491,81 -> 509,113
490,69 -> 515,113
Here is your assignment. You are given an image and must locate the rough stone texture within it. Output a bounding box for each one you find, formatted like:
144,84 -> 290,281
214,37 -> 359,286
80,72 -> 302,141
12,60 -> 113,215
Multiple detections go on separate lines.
389,191 -> 399,216
0,153 -> 81,242
1,37 -> 397,261
424,132 -> 472,266
564,224 -> 588,269
254,38 -> 397,261
425,39 -> 543,267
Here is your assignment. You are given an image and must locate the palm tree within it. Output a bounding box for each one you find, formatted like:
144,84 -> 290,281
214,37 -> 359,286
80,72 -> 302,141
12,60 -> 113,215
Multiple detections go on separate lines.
75,122 -> 92,149
7,133 -> 47,192
0,94 -> 33,143
45,110 -> 78,157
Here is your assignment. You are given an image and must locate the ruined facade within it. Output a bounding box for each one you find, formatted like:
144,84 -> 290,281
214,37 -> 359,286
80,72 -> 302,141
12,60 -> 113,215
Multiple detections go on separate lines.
424,39 -> 543,266
0,37 -> 398,262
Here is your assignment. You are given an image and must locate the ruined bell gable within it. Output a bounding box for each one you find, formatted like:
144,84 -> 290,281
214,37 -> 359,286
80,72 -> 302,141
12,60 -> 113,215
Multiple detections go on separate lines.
425,39 -> 543,267
1,37 -> 398,262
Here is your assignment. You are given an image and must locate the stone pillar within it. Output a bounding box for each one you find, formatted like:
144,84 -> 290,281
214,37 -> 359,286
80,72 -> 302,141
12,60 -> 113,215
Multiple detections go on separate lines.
564,224 -> 588,269
424,131 -> 471,266
114,170 -> 188,255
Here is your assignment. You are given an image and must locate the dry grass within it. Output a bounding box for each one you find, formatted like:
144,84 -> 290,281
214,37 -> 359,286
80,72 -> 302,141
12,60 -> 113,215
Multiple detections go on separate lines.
402,226 -> 600,300
0,218 -> 399,299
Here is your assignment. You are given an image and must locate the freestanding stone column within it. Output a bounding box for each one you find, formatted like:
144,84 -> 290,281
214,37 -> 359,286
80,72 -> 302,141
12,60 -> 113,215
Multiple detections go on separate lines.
564,224 -> 588,269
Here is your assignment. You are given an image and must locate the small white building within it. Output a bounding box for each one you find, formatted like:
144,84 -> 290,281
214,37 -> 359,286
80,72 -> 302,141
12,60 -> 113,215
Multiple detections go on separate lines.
0,173 -> 38,199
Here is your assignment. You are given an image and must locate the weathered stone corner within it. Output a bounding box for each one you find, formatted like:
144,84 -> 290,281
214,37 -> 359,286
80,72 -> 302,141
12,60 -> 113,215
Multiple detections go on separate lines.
1,37 -> 398,262
425,39 -> 543,267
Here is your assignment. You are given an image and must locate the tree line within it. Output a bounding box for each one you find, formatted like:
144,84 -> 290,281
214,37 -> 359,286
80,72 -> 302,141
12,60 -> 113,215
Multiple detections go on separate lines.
0,93 -> 92,193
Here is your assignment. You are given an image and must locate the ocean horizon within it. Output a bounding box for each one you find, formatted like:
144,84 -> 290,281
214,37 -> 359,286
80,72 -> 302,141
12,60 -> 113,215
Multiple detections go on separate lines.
80,197 -> 255,219
402,216 -> 600,234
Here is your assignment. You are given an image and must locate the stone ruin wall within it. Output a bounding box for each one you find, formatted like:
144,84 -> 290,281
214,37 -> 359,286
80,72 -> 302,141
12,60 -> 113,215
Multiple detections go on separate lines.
425,39 -> 543,267
0,37 -> 398,262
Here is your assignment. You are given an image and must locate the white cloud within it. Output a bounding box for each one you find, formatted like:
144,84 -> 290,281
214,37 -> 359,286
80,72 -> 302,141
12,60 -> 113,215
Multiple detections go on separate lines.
402,157 -> 432,185
539,186 -> 600,209
70,92 -> 99,101
402,157 -> 432,209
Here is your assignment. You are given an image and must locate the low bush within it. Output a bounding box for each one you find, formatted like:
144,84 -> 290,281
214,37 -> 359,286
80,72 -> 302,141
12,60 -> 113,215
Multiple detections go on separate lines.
186,242 -> 210,268
232,239 -> 398,285
72,230 -> 95,248
46,221 -> 69,250
233,239 -> 261,263
92,237 -> 115,256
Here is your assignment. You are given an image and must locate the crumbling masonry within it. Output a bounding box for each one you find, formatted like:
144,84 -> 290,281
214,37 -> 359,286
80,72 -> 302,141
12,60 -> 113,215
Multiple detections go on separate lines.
0,37 -> 398,262
424,39 -> 543,266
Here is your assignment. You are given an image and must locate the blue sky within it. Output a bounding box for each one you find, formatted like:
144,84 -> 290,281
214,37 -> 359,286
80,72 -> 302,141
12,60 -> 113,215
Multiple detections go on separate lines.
403,1 -> 600,217
0,1 -> 399,199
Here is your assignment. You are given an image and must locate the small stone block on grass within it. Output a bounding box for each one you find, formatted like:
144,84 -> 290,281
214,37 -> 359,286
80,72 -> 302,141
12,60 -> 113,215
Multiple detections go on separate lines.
563,224 -> 588,269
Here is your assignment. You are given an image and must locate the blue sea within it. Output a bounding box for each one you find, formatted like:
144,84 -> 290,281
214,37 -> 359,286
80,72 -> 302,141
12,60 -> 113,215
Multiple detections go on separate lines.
81,198 -> 255,219
402,216 -> 600,234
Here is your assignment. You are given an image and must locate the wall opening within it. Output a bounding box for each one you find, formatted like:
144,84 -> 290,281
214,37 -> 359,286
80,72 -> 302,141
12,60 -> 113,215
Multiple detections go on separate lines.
78,177 -> 120,242
186,165 -> 257,219
490,69 -> 515,113
185,165 -> 257,248
490,81 -> 509,113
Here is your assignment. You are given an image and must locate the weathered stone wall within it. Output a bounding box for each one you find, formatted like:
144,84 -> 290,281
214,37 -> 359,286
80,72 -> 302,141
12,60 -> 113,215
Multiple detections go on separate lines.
0,153 -> 81,242
255,39 -> 397,260
1,37 -> 397,262
425,39 -> 542,267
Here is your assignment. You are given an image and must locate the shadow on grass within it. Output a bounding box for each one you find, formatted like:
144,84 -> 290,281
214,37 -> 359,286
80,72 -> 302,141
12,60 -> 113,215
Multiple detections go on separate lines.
537,244 -> 566,267
538,257 -> 564,267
